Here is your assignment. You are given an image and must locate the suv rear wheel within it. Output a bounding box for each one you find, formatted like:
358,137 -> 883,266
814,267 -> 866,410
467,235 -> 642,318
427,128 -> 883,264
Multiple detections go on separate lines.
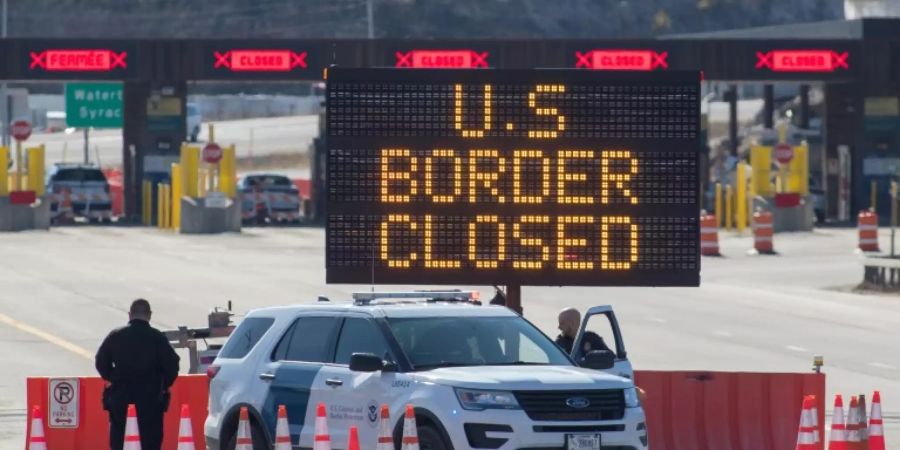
223,420 -> 268,450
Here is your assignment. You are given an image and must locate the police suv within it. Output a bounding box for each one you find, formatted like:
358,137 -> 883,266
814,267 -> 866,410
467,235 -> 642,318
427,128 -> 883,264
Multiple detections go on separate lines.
205,292 -> 647,450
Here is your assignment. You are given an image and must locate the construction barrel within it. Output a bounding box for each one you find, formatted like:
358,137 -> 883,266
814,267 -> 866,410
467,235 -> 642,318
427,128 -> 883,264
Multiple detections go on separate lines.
858,209 -> 880,252
751,209 -> 776,255
700,212 -> 721,256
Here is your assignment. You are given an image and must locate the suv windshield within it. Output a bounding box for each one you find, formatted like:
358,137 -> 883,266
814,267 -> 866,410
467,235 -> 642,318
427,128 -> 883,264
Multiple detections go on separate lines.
52,168 -> 107,183
387,316 -> 571,370
245,176 -> 292,188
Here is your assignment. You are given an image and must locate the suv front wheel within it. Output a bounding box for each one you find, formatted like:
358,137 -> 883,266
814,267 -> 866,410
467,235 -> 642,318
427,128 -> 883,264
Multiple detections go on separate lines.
416,425 -> 450,450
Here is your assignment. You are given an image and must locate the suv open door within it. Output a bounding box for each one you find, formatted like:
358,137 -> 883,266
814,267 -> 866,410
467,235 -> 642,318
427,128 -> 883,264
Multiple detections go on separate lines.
571,305 -> 634,380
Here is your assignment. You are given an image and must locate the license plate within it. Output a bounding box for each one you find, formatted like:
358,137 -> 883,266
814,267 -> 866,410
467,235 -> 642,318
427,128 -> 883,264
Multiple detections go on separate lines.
567,434 -> 601,450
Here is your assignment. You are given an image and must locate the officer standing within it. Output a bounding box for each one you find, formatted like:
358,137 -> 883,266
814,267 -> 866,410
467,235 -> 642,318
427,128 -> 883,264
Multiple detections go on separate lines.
95,299 -> 180,450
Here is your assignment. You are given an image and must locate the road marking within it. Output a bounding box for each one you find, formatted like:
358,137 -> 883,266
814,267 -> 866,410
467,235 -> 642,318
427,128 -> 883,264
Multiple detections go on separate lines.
868,362 -> 897,370
647,317 -> 667,324
0,312 -> 93,361
714,330 -> 733,338
785,345 -> 807,352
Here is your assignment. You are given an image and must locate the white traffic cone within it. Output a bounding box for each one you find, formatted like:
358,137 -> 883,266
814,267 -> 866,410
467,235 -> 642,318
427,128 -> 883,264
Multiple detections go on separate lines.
177,404 -> 195,450
274,405 -> 292,450
124,404 -> 142,450
377,404 -> 393,450
314,403 -> 331,450
26,406 -> 47,450
401,405 -> 419,450
236,407 -> 253,450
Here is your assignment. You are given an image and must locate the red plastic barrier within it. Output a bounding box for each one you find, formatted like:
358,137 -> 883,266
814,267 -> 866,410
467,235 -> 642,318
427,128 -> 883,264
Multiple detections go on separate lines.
634,370 -> 825,450
25,375 -> 208,450
102,168 -> 124,217
292,178 -> 311,199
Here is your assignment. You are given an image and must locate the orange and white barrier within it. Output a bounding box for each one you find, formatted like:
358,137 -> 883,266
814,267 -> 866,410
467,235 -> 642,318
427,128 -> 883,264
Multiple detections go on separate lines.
700,213 -> 721,256
858,210 -> 880,252
27,406 -> 47,450
829,394 -> 848,450
401,405 -> 419,450
869,391 -> 885,450
236,407 -> 253,450
177,404 -> 195,450
752,209 -> 776,254
796,395 -> 819,450
314,403 -> 332,450
377,404 -> 393,450
125,404 -> 142,450
274,405 -> 292,450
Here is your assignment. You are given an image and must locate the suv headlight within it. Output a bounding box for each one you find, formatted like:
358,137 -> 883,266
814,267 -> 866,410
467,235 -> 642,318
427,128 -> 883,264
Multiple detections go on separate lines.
624,387 -> 641,408
455,388 -> 521,411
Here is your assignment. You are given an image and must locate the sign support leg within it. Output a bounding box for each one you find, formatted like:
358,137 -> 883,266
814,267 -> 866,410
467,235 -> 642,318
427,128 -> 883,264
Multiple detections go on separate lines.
506,285 -> 522,314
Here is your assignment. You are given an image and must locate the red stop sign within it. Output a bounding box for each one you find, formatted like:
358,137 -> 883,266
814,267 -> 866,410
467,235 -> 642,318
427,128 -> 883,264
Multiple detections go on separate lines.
774,143 -> 794,165
202,142 -> 223,164
11,120 -> 31,142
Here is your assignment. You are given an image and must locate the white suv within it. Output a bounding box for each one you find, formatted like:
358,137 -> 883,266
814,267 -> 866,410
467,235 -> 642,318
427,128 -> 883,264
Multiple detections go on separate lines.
205,292 -> 647,450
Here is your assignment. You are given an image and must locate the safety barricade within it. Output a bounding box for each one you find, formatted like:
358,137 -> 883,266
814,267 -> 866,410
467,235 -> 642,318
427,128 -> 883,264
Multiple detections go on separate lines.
634,370 -> 825,450
700,213 -> 721,256
858,210 -> 880,252
751,209 -> 776,255
25,375 -> 207,450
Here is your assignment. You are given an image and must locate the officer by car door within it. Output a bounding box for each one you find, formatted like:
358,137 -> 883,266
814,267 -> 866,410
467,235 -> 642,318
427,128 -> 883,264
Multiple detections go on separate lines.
571,306 -> 634,380
307,315 -> 408,447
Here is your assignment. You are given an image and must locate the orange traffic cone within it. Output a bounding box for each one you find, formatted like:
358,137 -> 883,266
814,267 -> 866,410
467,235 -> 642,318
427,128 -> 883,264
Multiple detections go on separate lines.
26,406 -> 47,450
848,396 -> 862,450
810,394 -> 822,447
829,394 -> 849,450
274,405 -> 292,450
236,407 -> 253,450
314,403 -> 331,450
797,395 -> 818,450
869,391 -> 885,450
859,395 -> 869,450
177,404 -> 195,450
347,426 -> 361,450
402,405 -> 419,450
125,404 -> 142,450
377,404 -> 394,450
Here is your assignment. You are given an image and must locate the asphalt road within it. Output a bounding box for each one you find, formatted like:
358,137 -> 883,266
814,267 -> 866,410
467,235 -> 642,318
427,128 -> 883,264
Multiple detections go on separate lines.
30,115 -> 318,168
0,226 -> 898,448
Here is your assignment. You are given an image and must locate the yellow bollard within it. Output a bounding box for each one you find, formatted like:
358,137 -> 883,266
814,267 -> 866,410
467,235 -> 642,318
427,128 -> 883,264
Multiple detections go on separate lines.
180,145 -> 200,198
751,146 -> 773,197
736,163 -> 747,232
715,183 -> 723,228
171,163 -> 182,232
156,183 -> 164,228
725,185 -> 733,230
27,146 -> 45,195
0,146 -> 8,197
208,123 -> 215,143
220,145 -> 236,198
871,179 -> 878,211
14,140 -> 23,191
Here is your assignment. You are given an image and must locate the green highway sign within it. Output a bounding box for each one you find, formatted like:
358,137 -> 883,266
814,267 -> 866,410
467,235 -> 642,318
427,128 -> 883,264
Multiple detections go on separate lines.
65,83 -> 123,128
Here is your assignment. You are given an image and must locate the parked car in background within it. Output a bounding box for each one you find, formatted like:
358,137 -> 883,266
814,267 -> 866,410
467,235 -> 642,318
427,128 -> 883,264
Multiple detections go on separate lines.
46,163 -> 113,223
187,102 -> 202,142
238,173 -> 302,225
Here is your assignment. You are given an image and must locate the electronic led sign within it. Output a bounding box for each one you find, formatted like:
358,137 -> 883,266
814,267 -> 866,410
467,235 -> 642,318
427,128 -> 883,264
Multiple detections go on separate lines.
325,68 -> 701,286
576,50 -> 668,71
756,50 -> 849,72
396,50 -> 489,68
213,50 -> 308,72
30,49 -> 127,72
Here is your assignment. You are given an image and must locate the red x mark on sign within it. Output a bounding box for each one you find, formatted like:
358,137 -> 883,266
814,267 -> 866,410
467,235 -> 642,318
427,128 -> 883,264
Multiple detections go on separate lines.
575,50 -> 668,70
395,50 -> 489,68
30,50 -> 127,71
214,50 -> 307,71
756,50 -> 849,72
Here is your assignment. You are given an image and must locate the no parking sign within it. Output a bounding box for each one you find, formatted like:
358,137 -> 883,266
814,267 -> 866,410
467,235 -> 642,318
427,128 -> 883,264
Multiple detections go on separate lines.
49,378 -> 79,428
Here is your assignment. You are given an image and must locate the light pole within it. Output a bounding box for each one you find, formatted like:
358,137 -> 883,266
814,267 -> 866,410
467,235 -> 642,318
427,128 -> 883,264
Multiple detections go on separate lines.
366,0 -> 374,39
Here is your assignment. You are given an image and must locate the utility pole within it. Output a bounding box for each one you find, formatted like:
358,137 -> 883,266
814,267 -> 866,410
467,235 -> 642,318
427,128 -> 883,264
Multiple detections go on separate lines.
1,0 -> 9,148
366,0 -> 375,39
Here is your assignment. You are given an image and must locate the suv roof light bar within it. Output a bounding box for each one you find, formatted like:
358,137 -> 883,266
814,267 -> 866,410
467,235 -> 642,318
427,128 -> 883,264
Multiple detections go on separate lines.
352,290 -> 476,305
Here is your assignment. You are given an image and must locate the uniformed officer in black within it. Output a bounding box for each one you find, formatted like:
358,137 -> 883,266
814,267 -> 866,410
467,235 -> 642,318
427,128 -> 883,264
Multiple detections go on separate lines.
95,299 -> 180,450
555,307 -> 612,355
